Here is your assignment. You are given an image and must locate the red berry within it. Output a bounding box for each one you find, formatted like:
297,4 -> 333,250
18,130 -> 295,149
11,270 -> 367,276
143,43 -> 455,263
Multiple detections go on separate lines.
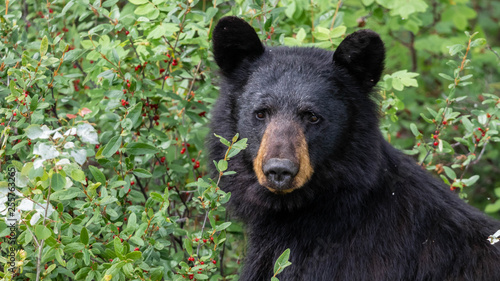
487,113 -> 491,118
134,247 -> 139,251
49,8 -> 53,13
478,127 -> 483,131
212,260 -> 216,264
433,135 -> 437,139
191,158 -> 196,162
180,147 -> 186,154
194,161 -> 200,169
417,143 -> 421,147
124,217 -> 127,221
203,239 -> 207,243
13,112 -> 17,116
95,144 -> 100,149
160,68 -> 165,73
200,261 -> 204,265
188,257 -> 194,262
90,60 -> 94,64
127,83 -> 131,88
442,120 -> 447,125
109,259 -> 113,262
131,181 -> 135,185
210,236 -> 214,241
194,238 -> 199,242
433,141 -> 438,146
161,156 -> 166,163
125,30 -> 130,35
172,59 -> 178,66
45,264 -> 48,270
189,275 -> 194,280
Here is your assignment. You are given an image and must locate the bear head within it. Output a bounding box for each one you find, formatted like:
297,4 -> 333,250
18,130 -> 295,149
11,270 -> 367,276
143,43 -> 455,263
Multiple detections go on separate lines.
210,16 -> 386,215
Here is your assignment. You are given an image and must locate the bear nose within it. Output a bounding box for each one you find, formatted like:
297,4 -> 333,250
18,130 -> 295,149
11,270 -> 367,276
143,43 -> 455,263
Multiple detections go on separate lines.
262,158 -> 299,189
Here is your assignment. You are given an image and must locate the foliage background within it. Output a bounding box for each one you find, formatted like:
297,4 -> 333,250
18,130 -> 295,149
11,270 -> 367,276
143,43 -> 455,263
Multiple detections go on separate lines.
0,0 -> 499,280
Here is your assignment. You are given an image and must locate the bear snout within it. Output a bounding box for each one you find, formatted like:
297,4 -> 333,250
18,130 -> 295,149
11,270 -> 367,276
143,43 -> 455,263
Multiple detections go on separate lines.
262,158 -> 299,190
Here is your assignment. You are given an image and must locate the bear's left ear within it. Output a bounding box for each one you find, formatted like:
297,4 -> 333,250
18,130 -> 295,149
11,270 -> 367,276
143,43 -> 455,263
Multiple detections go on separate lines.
213,16 -> 265,74
333,29 -> 385,88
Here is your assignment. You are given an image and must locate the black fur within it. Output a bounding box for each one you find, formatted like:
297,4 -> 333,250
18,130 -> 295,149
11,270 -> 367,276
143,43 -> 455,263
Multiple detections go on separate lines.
208,16 -> 500,281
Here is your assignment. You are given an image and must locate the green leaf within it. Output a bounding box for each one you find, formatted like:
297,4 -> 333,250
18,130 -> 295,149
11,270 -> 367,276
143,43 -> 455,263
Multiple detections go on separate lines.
183,237 -> 193,256
129,0 -> 149,4
64,242 -> 85,254
134,3 -> 155,15
80,227 -> 89,245
217,160 -> 228,172
102,135 -> 122,158
114,236 -> 124,255
150,192 -> 164,202
273,248 -> 292,276
126,142 -> 160,155
40,36 -> 48,56
443,166 -> 456,180
133,168 -> 152,178
462,175 -> 479,186
71,169 -> 86,183
51,173 -> 66,191
410,123 -> 420,137
330,26 -> 346,38
89,165 -> 106,185
126,251 -> 142,261
215,222 -> 231,232
35,225 -> 52,240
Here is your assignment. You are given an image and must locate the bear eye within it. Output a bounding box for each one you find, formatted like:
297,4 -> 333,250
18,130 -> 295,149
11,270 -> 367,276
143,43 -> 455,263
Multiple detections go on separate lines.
307,112 -> 320,124
255,111 -> 266,120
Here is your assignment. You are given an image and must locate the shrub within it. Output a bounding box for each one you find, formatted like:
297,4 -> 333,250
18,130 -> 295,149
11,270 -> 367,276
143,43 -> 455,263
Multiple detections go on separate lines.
0,0 -> 499,280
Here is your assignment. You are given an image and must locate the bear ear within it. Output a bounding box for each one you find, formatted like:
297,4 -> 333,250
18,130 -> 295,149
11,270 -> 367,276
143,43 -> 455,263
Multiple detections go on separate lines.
333,29 -> 385,88
213,16 -> 265,74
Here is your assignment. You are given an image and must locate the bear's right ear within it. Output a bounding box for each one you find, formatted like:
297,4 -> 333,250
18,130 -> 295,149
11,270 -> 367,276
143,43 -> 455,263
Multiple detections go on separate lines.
213,16 -> 264,74
333,29 -> 385,89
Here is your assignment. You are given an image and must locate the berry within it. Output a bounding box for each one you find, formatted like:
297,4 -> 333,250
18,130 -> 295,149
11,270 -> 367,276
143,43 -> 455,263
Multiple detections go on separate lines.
109,259 -> 113,262
49,8 -> 53,13
487,113 -> 491,118
200,261 -> 204,265
433,141 -> 438,146
124,217 -> 127,221
442,120 -> 447,125
125,30 -> 130,35
188,257 -> 194,262
417,143 -> 421,147
212,260 -> 217,264
161,156 -> 166,163
194,238 -> 199,242
95,144 -> 100,149
127,83 -> 131,88
194,161 -> 200,169
160,68 -> 165,73
134,247 -> 139,251
172,59 -> 178,66
131,181 -> 135,185
189,275 -> 194,280
203,239 -> 207,243
433,135 -> 438,139
13,112 -> 17,116
180,147 -> 186,154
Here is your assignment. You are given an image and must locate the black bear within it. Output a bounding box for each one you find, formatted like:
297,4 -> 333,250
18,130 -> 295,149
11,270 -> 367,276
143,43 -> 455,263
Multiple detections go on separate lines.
208,16 -> 500,281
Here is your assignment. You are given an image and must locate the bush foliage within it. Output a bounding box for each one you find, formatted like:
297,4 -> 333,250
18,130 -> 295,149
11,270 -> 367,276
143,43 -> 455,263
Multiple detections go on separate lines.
0,0 -> 499,280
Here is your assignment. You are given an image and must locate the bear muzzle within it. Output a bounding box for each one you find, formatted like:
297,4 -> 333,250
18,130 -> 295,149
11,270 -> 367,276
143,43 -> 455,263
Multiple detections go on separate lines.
253,119 -> 314,194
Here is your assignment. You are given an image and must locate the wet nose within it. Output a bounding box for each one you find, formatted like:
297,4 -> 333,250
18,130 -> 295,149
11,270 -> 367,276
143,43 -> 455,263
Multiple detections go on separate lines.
262,158 -> 299,189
